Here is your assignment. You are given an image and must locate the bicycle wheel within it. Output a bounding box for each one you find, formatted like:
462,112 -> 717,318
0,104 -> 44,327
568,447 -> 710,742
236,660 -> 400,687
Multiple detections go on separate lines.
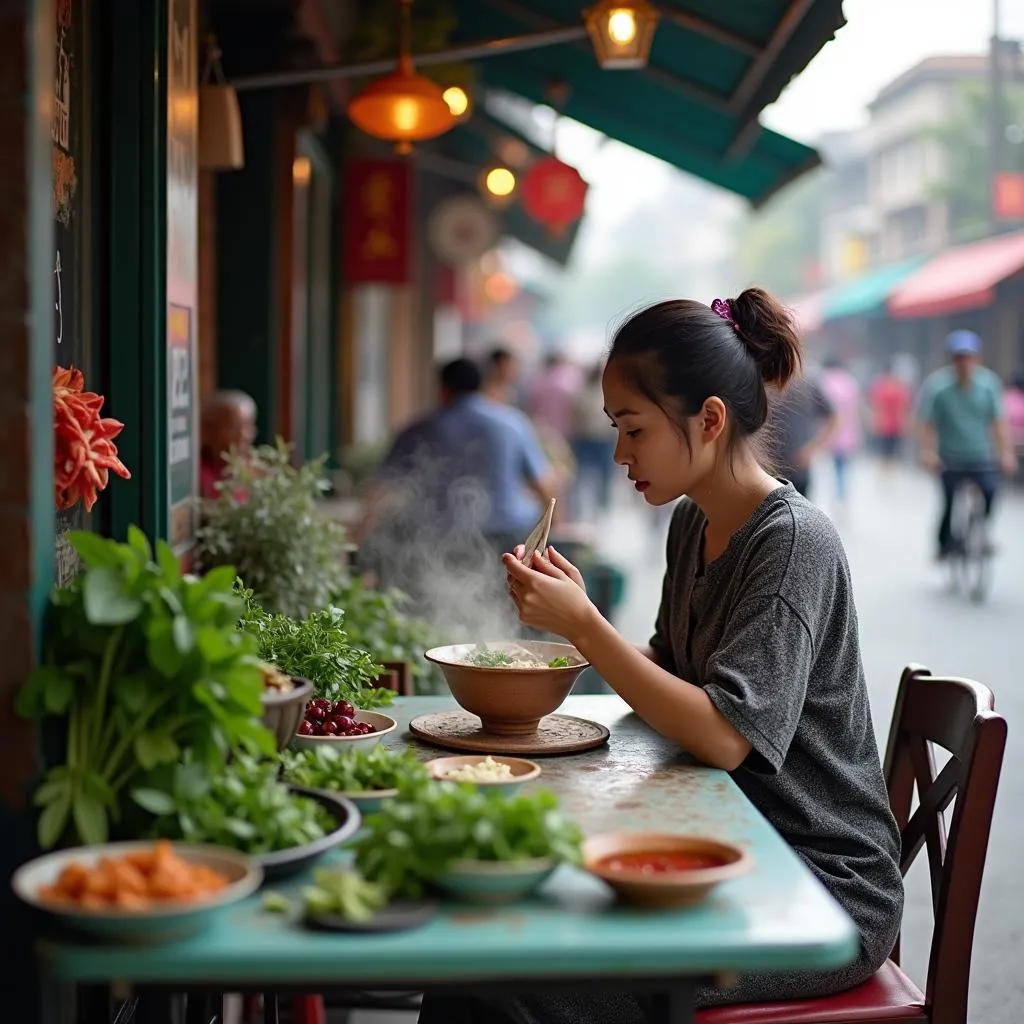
955,489 -> 993,602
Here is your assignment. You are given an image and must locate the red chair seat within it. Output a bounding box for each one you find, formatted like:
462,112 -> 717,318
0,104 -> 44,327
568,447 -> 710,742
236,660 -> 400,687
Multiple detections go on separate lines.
696,960 -> 926,1024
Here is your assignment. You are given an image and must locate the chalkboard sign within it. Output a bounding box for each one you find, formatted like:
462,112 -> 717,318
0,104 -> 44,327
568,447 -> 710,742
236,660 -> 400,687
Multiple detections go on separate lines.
52,0 -> 92,586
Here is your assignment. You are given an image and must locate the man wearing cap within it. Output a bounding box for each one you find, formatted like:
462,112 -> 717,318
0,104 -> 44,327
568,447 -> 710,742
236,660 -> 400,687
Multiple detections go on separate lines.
916,330 -> 1017,559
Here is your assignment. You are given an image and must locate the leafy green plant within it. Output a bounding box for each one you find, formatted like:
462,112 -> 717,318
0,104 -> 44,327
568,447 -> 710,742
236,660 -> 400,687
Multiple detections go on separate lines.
237,582 -> 393,710
329,575 -> 440,694
280,744 -> 428,794
141,756 -> 336,855
353,781 -> 583,898
196,441 -> 348,620
16,529 -> 274,849
302,867 -> 389,922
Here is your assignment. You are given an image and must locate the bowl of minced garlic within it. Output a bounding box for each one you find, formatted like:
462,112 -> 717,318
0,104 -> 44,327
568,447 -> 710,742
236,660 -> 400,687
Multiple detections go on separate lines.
424,754 -> 541,793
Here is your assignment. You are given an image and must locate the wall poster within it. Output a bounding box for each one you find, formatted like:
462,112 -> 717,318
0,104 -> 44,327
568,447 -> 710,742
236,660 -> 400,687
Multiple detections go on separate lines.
166,0 -> 199,554
52,0 -> 92,585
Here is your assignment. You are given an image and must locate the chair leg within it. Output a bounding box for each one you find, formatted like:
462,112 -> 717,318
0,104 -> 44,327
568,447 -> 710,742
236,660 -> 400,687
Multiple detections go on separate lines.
289,995 -> 326,1024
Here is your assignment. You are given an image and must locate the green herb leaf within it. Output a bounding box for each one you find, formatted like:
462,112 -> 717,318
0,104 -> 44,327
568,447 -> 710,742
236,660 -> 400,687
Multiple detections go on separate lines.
172,615 -> 195,654
126,525 -> 153,563
83,567 -> 142,625
135,732 -> 181,770
69,531 -> 122,568
132,787 -> 177,815
72,789 -> 108,845
38,788 -> 72,849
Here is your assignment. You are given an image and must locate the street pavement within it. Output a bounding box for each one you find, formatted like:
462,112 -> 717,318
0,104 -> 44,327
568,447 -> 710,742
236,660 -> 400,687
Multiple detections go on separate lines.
600,458 -> 1024,1024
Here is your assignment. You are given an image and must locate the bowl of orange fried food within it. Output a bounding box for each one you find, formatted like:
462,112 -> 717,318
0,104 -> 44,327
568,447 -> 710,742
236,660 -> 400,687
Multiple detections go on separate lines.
12,839 -> 262,941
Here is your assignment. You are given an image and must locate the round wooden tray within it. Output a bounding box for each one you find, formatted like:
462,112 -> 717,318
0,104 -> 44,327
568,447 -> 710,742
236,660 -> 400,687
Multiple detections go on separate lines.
409,711 -> 610,756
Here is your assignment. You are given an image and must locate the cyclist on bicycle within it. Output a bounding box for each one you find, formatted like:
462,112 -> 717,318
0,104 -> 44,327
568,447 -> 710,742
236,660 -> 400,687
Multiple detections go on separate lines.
916,330 -> 1017,560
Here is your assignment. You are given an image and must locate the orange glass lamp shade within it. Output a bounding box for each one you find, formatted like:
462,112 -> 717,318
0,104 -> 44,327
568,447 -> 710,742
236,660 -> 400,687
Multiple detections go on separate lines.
348,55 -> 456,152
520,156 -> 588,236
584,0 -> 660,69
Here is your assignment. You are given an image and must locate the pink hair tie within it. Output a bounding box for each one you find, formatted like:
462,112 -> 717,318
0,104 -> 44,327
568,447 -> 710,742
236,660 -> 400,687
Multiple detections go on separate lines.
711,298 -> 740,334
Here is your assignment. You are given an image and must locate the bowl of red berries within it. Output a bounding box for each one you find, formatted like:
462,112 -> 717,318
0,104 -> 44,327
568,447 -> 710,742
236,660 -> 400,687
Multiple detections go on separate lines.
293,698 -> 397,752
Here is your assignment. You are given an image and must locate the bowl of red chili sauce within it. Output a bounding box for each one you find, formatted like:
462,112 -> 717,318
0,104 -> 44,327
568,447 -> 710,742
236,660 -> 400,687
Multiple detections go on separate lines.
582,832 -> 752,909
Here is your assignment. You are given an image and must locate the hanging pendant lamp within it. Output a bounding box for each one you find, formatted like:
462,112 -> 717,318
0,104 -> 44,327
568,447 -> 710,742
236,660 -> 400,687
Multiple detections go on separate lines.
347,0 -> 456,154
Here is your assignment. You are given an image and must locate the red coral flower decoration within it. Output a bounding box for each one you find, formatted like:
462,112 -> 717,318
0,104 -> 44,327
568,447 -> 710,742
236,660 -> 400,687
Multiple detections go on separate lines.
53,365 -> 131,512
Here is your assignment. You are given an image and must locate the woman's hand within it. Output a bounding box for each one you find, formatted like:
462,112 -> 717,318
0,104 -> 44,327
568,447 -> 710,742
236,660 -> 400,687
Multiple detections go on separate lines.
503,546 -> 594,641
510,544 -> 587,592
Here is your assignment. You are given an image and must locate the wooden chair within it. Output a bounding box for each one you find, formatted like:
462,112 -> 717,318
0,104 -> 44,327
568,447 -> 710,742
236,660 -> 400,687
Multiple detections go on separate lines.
698,664 -> 1007,1024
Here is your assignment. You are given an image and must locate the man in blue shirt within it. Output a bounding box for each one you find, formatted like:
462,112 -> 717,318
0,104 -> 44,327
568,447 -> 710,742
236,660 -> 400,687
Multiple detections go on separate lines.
916,330 -> 1017,558
357,358 -> 558,602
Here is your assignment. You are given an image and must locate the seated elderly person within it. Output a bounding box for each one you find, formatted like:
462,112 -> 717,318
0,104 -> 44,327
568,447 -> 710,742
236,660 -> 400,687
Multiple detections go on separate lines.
199,390 -> 257,500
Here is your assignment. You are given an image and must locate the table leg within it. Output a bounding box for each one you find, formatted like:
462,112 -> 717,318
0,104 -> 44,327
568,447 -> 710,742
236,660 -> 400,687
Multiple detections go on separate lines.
39,980 -> 76,1024
648,982 -> 695,1024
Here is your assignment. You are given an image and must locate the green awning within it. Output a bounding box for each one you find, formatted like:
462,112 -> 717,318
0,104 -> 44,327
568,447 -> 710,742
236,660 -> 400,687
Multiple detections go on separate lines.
449,0 -> 846,206
438,118 -> 583,266
822,259 -> 927,322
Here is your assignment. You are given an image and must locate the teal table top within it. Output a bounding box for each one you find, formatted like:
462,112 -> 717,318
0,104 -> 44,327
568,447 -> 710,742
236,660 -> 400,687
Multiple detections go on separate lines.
38,696 -> 859,986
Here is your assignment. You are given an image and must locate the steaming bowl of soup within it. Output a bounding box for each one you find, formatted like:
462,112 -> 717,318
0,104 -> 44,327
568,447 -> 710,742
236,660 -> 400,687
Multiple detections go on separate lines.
582,832 -> 752,909
424,641 -> 588,736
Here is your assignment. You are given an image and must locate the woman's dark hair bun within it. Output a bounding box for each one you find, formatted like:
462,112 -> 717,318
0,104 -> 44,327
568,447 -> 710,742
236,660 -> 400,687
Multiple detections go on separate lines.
729,287 -> 802,388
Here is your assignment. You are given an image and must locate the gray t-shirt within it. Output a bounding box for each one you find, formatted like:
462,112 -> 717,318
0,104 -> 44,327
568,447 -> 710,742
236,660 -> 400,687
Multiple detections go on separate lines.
652,485 -> 903,971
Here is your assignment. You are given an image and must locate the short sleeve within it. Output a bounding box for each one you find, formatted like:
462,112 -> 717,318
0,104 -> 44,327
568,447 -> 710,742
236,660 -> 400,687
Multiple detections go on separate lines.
703,595 -> 814,775
989,378 -> 1004,420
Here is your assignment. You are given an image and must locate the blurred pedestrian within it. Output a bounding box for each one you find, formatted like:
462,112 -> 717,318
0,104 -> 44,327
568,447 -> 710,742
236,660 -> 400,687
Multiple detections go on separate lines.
916,331 -> 1017,560
1004,371 -> 1024,479
356,359 -> 560,600
481,346 -> 521,406
528,352 -> 578,442
867,363 -> 912,467
766,375 -> 838,500
570,361 -> 615,518
820,356 -> 862,509
199,390 -> 257,499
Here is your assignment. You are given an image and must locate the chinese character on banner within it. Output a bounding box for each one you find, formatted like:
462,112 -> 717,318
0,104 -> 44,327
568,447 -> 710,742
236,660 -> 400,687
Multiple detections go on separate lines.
343,159 -> 412,285
994,172 -> 1024,221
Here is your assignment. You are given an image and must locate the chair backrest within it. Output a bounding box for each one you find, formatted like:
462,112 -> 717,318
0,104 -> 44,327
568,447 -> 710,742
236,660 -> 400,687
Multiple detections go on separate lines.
379,660 -> 414,697
883,664 -> 1007,1024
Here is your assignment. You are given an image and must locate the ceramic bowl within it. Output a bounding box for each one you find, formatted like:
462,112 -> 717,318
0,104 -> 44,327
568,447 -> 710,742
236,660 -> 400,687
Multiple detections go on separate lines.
291,709 -> 397,752
425,755 -> 541,794
11,841 -> 262,942
261,675 -> 313,752
328,788 -> 399,816
434,857 -> 556,904
581,832 -> 752,909
255,787 -> 362,880
424,641 -> 588,736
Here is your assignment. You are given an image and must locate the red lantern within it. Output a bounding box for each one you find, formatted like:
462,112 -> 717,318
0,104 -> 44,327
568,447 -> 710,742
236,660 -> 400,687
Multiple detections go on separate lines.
520,157 -> 588,236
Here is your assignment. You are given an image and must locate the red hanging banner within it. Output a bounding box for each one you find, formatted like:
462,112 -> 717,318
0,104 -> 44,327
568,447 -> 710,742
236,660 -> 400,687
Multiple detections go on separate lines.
343,158 -> 412,285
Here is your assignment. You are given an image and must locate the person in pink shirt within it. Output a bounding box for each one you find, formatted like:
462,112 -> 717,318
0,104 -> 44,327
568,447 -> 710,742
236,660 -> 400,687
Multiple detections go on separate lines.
820,357 -> 862,508
527,353 -> 579,441
868,366 -> 912,467
1005,372 -> 1024,482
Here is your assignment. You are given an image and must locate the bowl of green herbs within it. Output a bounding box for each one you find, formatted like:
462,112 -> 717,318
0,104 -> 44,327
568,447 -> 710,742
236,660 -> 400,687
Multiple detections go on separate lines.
280,744 -> 429,813
142,756 -> 361,880
353,781 -> 582,904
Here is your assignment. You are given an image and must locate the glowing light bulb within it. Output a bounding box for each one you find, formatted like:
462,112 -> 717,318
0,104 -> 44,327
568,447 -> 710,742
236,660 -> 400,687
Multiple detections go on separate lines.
443,86 -> 469,117
392,98 -> 419,133
292,155 -> 311,186
485,167 -> 516,198
607,8 -> 638,45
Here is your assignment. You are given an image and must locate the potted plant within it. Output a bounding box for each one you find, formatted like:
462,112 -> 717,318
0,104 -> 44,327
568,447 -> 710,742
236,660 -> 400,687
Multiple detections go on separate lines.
16,529 -> 276,849
196,441 -> 348,620
328,575 -> 441,695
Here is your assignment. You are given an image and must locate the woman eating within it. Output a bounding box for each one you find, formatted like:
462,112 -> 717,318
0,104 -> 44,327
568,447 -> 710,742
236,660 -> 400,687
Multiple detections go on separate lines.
418,289 -> 903,1022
